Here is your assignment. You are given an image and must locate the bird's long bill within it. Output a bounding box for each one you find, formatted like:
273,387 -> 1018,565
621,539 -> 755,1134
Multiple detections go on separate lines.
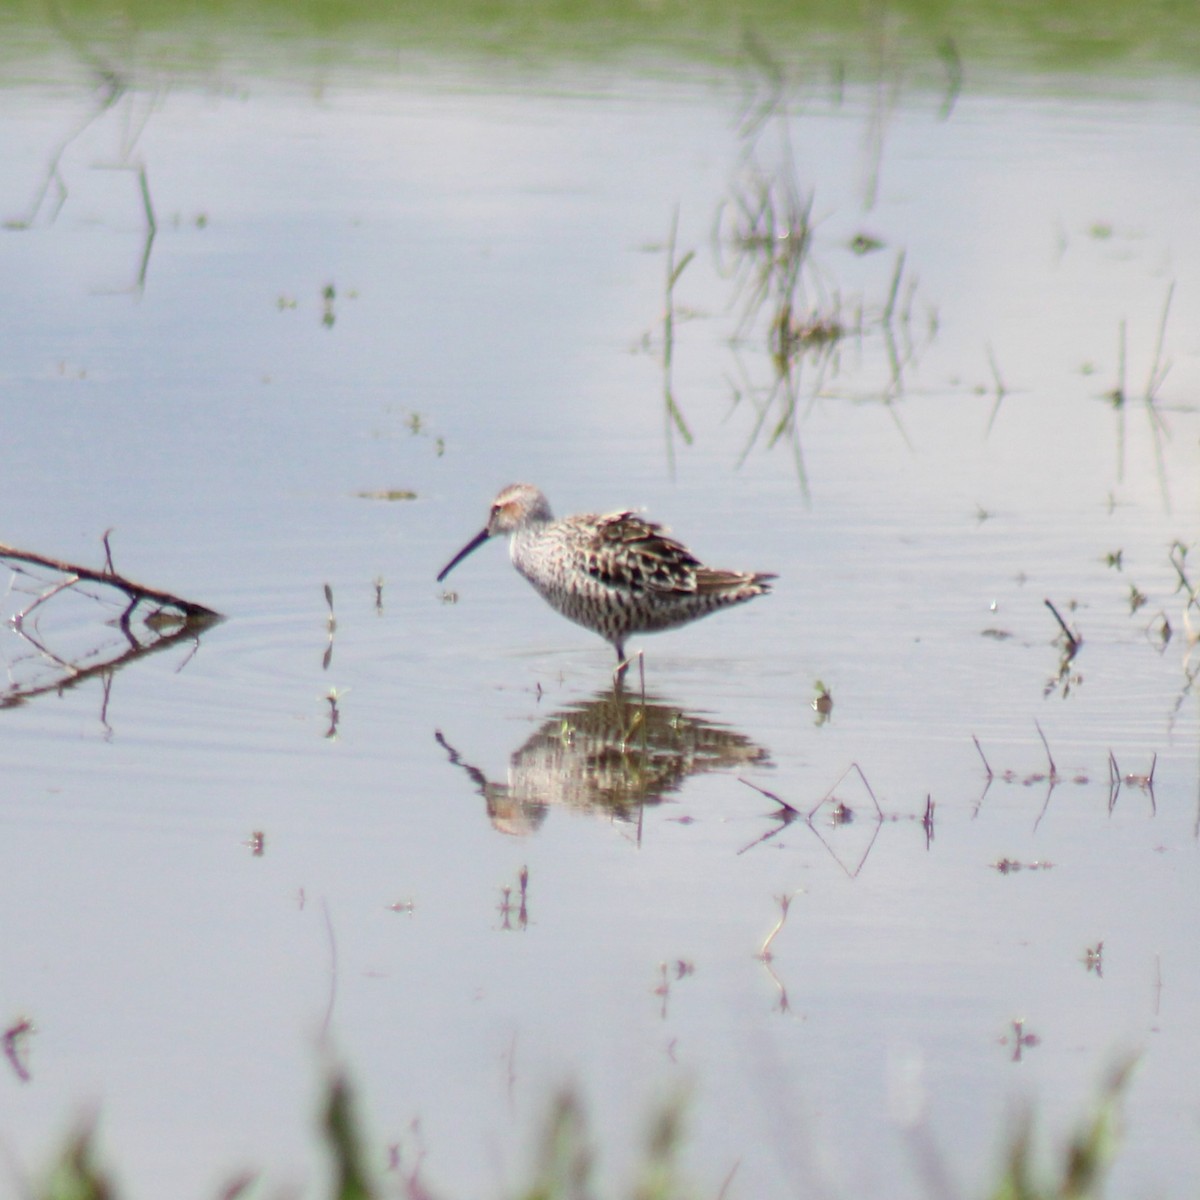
436,528 -> 491,583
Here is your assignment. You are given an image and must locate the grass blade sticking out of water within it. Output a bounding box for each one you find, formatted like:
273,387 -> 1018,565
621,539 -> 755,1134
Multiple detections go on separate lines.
518,1090 -> 594,1200
25,1056 -> 1153,1200
515,1087 -> 692,1200
36,1118 -> 115,1200
323,1073 -> 377,1200
632,1092 -> 689,1200
988,1056 -> 1136,1200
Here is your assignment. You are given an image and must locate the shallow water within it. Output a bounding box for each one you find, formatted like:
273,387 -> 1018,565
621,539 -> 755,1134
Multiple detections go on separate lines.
0,30 -> 1198,1200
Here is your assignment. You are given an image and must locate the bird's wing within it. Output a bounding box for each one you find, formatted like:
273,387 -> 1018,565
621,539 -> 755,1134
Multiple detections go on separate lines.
577,511 -> 702,594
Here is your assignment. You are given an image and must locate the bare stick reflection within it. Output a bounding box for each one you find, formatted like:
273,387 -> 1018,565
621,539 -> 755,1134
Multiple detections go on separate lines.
738,763 -> 884,878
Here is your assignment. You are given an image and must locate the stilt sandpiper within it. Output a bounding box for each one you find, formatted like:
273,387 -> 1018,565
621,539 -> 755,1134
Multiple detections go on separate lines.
436,483 -> 774,664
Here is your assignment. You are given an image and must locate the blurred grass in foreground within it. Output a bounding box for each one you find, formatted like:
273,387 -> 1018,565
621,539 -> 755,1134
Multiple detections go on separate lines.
32,1057 -> 1139,1200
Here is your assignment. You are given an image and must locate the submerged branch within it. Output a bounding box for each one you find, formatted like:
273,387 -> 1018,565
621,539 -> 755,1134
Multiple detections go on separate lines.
0,541 -> 219,621
0,538 -> 221,714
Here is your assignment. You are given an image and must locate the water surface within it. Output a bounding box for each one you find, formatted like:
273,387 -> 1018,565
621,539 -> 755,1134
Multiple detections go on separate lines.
0,19 -> 1198,1200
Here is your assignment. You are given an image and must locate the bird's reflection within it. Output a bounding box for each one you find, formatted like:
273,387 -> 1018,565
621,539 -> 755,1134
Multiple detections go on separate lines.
436,687 -> 771,836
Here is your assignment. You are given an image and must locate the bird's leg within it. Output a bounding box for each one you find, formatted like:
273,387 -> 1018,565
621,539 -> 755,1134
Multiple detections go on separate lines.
613,639 -> 630,690
612,645 -> 646,698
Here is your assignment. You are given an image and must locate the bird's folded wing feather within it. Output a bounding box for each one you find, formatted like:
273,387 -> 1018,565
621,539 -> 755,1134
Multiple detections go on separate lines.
579,512 -> 702,593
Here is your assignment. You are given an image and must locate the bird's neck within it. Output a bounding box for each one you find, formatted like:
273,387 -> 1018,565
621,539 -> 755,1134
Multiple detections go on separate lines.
509,523 -> 547,567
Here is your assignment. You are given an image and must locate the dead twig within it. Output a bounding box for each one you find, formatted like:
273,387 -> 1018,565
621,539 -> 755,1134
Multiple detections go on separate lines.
0,540 -> 218,620
3,1018 -> 33,1083
1,537 -> 220,713
758,891 -> 799,962
1044,598 -> 1081,655
739,775 -> 801,815
1034,720 -> 1058,782
972,734 -> 994,780
1108,750 -> 1158,814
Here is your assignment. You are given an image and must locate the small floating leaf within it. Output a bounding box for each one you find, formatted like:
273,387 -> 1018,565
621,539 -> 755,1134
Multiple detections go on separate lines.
850,232 -> 884,255
356,489 -> 417,501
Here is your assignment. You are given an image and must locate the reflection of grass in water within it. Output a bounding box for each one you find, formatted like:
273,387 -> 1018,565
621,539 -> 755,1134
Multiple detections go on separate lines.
1102,283 -> 1176,509
717,161 -> 815,345
714,153 -> 823,495
661,206 -> 696,477
704,53 -> 929,491
32,1058 -> 1142,1200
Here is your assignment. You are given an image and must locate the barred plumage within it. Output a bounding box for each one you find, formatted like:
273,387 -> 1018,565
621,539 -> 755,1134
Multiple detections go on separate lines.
437,484 -> 774,664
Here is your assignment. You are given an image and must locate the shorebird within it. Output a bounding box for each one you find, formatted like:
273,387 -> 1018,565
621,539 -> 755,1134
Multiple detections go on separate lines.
436,483 -> 774,665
